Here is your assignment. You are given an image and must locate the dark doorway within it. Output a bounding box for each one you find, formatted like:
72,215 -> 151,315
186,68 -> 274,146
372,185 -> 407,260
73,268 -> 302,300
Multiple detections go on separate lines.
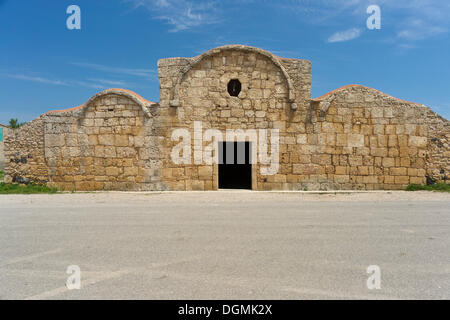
219,142 -> 252,189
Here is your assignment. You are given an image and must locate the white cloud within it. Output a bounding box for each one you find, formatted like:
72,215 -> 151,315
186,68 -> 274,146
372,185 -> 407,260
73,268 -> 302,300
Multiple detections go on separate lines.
1,74 -> 69,86
72,81 -> 108,90
283,0 -> 361,18
396,19 -> 446,41
124,0 -> 219,32
124,0 -> 450,40
277,0 -> 450,46
0,61 -> 155,90
328,28 -> 362,43
71,62 -> 155,78
358,1 -> 449,43
0,74 -> 126,90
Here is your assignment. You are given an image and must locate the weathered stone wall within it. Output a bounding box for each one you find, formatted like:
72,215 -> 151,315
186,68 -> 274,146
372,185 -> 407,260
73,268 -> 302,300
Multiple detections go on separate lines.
425,110 -> 449,183
306,85 -> 444,190
3,45 -> 449,191
0,125 -> 7,171
156,46 -> 449,191
280,58 -> 311,110
45,93 -> 164,191
157,46 -> 311,190
4,117 -> 48,184
0,142 -> 3,171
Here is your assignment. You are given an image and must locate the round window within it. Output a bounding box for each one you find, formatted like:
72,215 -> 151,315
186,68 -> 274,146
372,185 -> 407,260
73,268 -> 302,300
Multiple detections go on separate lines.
227,79 -> 241,97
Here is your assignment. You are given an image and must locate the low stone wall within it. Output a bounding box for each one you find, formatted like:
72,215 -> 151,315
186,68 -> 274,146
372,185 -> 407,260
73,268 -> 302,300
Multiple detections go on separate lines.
426,111 -> 450,183
4,117 -> 48,184
0,125 -> 8,172
0,141 -> 4,172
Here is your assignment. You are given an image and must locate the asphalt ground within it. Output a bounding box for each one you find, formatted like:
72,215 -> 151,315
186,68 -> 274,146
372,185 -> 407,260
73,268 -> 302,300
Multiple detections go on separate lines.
0,191 -> 449,299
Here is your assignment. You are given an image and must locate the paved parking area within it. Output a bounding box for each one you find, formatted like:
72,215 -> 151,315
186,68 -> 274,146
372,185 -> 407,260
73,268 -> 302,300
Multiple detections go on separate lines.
0,191 -> 449,299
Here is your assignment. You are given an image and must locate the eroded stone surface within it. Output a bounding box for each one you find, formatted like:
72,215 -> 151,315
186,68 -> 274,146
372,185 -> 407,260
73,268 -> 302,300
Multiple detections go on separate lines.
0,124 -> 10,172
4,45 -> 449,191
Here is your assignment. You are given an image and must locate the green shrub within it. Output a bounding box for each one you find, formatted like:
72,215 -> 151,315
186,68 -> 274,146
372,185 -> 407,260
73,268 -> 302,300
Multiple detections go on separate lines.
0,171 -> 4,180
406,183 -> 450,193
0,183 -> 58,194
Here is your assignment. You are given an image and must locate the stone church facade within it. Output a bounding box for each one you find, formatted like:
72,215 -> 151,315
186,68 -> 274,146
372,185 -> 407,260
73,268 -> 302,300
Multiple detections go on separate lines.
4,45 -> 449,191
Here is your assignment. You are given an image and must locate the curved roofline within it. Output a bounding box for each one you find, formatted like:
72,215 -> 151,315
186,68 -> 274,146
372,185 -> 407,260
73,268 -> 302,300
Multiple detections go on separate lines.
46,104 -> 85,114
170,44 -> 297,108
312,84 -> 417,105
46,88 -> 155,116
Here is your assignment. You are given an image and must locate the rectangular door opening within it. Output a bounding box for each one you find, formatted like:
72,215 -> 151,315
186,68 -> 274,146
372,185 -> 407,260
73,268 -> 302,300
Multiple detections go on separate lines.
218,142 -> 252,190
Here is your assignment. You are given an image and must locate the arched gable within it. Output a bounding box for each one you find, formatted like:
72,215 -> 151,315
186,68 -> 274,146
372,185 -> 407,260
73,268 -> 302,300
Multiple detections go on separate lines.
312,84 -> 424,116
170,45 -> 297,109
46,88 -> 154,118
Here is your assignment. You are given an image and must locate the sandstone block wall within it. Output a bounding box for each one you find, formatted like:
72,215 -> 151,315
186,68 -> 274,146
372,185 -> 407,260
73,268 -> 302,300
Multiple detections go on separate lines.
4,117 -> 48,183
3,45 -> 449,191
0,142 -> 3,172
157,46 -> 311,190
0,125 -> 7,172
5,91 -> 166,191
426,111 -> 450,182
306,85 -> 448,190
44,94 -> 164,191
156,46 -> 448,191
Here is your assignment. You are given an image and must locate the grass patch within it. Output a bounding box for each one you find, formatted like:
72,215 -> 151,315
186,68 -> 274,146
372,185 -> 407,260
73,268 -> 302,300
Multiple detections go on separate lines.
0,171 -> 4,180
406,183 -> 450,193
0,183 -> 58,194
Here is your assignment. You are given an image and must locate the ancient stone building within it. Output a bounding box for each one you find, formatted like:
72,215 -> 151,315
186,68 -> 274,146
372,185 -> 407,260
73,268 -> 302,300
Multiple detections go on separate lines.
4,45 -> 449,191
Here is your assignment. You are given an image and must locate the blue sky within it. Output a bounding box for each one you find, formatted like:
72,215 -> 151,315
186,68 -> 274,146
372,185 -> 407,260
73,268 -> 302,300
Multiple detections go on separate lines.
1,0 -> 449,124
